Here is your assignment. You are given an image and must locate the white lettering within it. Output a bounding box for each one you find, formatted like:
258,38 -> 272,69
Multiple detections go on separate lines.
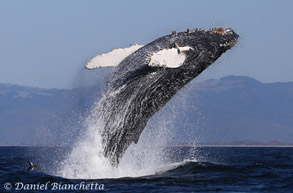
51,182 -> 58,190
15,182 -> 23,190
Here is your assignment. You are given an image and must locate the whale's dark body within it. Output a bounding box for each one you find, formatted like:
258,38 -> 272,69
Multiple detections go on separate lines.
88,28 -> 239,166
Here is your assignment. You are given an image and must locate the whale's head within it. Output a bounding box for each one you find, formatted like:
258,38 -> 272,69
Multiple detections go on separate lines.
184,28 -> 239,50
180,28 -> 239,59
148,28 -> 238,71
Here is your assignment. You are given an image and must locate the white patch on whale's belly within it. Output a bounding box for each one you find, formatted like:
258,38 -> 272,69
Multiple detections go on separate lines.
148,46 -> 192,68
85,44 -> 144,69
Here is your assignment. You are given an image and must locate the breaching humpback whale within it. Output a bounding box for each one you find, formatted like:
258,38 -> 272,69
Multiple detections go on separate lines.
85,28 -> 239,166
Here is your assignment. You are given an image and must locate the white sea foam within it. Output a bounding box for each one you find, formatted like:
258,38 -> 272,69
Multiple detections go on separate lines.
57,121 -> 175,179
57,91 -> 179,179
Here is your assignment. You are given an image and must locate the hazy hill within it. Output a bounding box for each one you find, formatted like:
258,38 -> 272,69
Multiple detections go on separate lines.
0,83 -> 101,145
174,76 -> 293,144
0,76 -> 292,145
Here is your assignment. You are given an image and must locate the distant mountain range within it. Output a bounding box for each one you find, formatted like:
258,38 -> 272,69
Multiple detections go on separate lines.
0,83 -> 102,145
1,76 -> 292,145
171,76 -> 293,144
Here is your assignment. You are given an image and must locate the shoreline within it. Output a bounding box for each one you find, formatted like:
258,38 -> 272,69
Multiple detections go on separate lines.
1,145 -> 293,148
170,144 -> 293,148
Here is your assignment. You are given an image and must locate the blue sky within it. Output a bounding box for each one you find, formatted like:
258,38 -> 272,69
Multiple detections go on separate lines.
0,0 -> 292,88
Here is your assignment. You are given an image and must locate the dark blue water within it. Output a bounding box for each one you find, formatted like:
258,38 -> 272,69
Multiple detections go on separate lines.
1,146 -> 293,192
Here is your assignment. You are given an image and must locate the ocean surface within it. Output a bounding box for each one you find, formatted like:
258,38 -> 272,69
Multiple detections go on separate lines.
0,146 -> 292,193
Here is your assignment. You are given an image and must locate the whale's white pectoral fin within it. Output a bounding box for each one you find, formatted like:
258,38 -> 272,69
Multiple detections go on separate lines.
85,44 -> 144,70
148,46 -> 193,68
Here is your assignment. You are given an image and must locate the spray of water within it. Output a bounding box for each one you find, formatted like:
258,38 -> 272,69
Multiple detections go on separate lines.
55,67 -> 208,179
56,85 -> 181,179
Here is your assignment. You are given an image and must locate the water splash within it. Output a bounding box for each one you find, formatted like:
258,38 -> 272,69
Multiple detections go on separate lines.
57,75 -> 209,179
57,88 -> 177,179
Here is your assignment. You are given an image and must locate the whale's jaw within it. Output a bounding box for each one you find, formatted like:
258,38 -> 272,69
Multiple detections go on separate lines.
85,28 -> 239,166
